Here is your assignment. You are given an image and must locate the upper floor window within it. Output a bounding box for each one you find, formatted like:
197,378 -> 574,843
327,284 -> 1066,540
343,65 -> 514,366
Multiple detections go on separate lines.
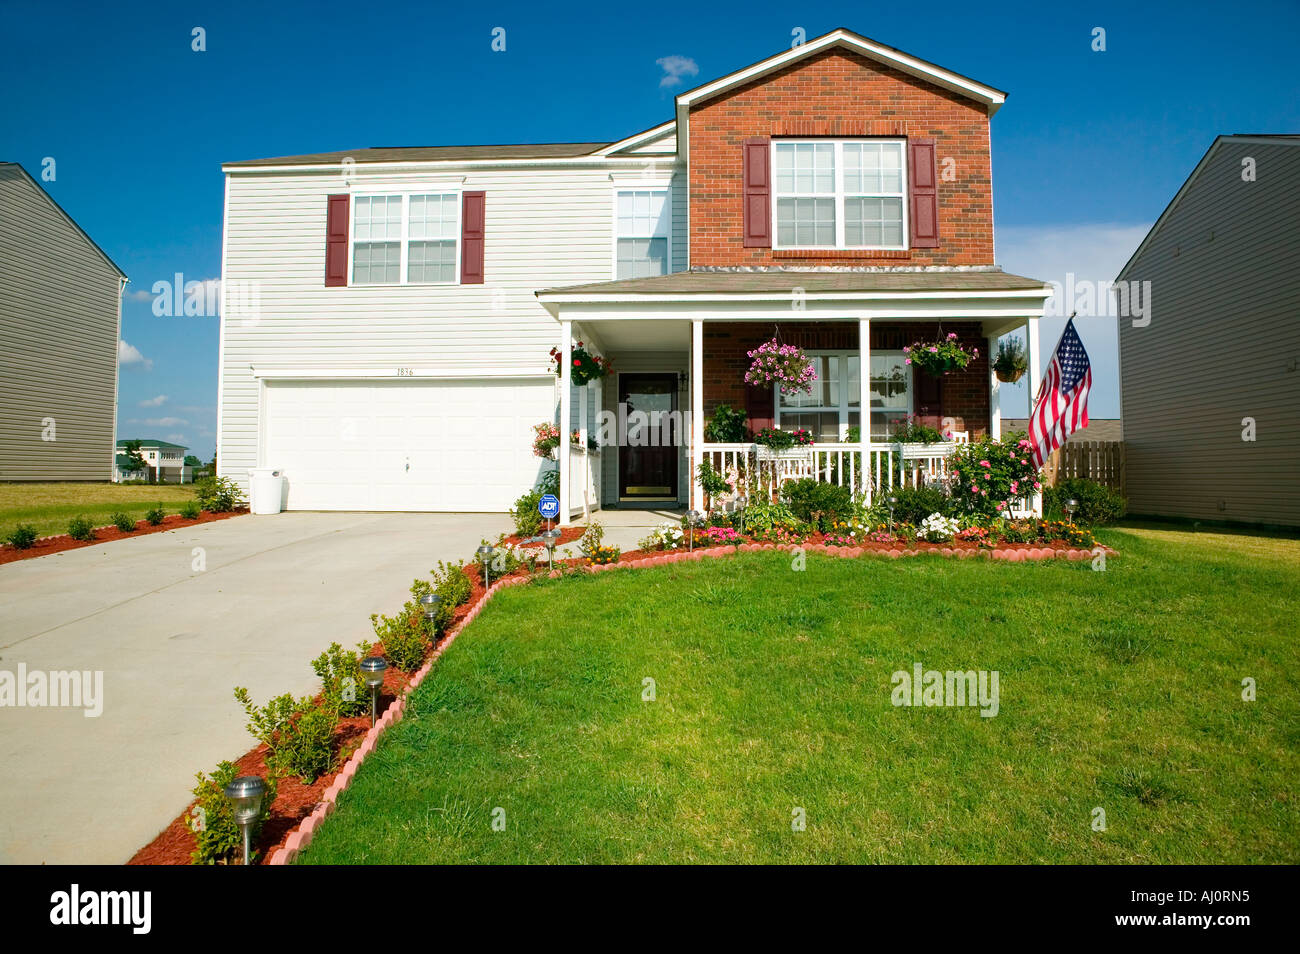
352,193 -> 459,285
615,189 -> 670,279
773,140 -> 907,250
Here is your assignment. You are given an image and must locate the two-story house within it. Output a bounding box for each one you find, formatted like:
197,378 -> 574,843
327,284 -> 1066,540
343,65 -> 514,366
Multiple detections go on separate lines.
113,438 -> 191,483
218,28 -> 1051,521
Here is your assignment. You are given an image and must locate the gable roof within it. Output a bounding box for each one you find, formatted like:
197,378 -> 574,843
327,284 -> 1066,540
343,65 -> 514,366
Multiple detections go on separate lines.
0,162 -> 127,279
117,439 -> 188,451
224,141 -> 613,169
1115,135 -> 1300,282
675,27 -> 1007,114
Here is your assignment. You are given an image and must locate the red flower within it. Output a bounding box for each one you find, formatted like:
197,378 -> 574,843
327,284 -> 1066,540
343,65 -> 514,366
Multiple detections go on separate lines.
573,359 -> 580,366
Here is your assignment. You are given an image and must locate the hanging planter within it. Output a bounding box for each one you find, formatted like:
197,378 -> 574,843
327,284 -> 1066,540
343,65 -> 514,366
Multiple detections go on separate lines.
745,337 -> 817,396
549,342 -> 611,386
992,337 -> 1028,383
904,332 -> 979,376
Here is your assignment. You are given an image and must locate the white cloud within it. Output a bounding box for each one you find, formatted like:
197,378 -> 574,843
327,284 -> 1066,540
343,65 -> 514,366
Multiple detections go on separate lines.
656,55 -> 699,88
138,394 -> 168,408
164,433 -> 188,444
993,222 -> 1152,421
130,416 -> 189,428
118,339 -> 153,371
126,288 -> 153,303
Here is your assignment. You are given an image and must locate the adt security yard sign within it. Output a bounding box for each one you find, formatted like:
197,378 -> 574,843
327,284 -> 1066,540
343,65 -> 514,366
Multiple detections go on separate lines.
538,494 -> 560,521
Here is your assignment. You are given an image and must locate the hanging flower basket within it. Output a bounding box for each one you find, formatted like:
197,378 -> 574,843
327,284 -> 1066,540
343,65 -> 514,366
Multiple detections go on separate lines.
904,332 -> 979,376
549,342 -> 611,386
992,337 -> 1028,383
745,338 -> 816,396
532,422 -> 560,460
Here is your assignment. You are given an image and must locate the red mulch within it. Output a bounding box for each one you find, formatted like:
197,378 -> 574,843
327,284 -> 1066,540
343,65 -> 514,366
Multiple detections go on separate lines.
0,510 -> 248,566
128,529 -> 1105,865
498,525 -> 585,548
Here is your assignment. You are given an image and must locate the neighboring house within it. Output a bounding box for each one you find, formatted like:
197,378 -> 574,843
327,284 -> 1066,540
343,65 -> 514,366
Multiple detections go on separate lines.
113,439 -> 191,483
1002,418 -> 1122,443
1115,135 -> 1300,527
0,162 -> 128,481
219,28 -> 1052,519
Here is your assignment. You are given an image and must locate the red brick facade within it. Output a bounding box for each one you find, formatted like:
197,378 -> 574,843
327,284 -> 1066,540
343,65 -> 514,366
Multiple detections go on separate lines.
703,321 -> 989,437
688,48 -> 994,267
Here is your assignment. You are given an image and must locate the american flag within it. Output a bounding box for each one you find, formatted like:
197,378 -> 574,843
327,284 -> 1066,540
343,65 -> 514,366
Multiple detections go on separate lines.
1028,317 -> 1091,470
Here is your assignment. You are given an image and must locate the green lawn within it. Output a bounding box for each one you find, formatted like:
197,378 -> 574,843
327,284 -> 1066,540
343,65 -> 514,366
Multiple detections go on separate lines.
0,482 -> 198,539
299,526 -> 1300,864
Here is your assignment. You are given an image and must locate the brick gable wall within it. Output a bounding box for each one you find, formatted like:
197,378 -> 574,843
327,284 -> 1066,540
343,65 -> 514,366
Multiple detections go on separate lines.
688,48 -> 994,267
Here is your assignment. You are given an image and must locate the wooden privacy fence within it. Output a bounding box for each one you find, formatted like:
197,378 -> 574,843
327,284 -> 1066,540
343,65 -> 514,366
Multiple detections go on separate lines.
1046,441 -> 1126,495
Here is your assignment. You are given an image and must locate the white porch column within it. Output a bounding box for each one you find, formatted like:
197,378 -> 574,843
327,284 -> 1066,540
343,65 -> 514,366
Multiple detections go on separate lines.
558,320 -> 572,526
858,317 -> 871,500
987,332 -> 1001,442
691,318 -> 704,512
1025,317 -> 1043,516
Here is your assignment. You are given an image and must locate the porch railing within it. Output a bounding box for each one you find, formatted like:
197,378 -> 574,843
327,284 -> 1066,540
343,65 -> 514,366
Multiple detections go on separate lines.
567,443 -> 601,520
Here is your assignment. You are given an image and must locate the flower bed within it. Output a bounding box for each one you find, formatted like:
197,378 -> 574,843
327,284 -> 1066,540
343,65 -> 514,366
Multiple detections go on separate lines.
0,509 -> 248,566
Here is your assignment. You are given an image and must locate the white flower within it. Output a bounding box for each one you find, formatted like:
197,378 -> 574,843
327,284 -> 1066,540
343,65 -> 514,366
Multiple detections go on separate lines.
916,512 -> 959,543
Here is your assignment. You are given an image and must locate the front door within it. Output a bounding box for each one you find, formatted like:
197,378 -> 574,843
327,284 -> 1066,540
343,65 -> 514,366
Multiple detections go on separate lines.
618,373 -> 679,501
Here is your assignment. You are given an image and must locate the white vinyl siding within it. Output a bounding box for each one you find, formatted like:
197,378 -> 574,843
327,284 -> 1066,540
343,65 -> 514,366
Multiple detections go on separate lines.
773,139 -> 907,250
219,161 -> 686,500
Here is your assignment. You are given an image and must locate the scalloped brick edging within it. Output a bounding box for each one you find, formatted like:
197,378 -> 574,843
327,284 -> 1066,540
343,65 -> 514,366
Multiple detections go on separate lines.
266,539 -> 1111,863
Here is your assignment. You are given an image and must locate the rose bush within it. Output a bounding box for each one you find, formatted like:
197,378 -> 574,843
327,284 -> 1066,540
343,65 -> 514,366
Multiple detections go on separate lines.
947,433 -> 1041,519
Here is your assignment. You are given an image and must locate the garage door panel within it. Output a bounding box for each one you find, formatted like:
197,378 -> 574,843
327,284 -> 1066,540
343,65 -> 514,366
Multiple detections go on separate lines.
264,378 -> 555,512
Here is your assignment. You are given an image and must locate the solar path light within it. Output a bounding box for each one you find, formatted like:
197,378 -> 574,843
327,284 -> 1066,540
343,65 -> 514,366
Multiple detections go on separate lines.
476,543 -> 496,589
686,509 -> 703,551
223,775 -> 266,866
361,656 -> 388,728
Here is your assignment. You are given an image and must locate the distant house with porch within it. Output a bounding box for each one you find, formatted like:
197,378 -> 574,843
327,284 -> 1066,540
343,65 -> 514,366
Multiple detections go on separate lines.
218,28 -> 1051,521
114,439 -> 191,483
1115,135 -> 1299,527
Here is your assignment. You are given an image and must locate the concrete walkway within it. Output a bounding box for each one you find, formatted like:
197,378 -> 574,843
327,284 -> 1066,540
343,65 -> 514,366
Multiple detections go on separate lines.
0,511 -> 513,864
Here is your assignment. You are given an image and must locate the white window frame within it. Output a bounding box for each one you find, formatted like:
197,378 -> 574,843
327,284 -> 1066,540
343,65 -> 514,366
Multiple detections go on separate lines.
771,139 -> 908,251
611,186 -> 672,279
773,349 -> 913,440
348,190 -> 462,287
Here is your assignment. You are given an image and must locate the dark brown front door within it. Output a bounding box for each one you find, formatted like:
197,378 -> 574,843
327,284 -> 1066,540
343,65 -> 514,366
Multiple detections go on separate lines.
618,373 -> 679,500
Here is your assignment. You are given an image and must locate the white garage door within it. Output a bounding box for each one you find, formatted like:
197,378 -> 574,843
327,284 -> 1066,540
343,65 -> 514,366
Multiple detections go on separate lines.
263,378 -> 555,512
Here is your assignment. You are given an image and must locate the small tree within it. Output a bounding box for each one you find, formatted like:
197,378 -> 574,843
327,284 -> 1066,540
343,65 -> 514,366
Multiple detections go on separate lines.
120,440 -> 148,479
184,454 -> 202,468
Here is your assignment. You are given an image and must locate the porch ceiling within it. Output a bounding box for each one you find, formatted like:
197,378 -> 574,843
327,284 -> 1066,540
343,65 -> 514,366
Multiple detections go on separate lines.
578,318 -> 690,352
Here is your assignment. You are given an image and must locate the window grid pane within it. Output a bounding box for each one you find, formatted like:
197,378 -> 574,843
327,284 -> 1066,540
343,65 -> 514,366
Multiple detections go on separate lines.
407,240 -> 456,283
353,241 -> 400,284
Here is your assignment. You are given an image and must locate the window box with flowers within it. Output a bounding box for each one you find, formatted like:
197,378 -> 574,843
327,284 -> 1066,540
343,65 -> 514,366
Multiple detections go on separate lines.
549,342 -> 611,386
904,332 -> 979,376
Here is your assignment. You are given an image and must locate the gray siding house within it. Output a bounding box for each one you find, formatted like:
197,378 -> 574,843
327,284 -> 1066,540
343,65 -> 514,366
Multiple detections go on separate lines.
0,162 -> 127,480
1116,135 -> 1300,527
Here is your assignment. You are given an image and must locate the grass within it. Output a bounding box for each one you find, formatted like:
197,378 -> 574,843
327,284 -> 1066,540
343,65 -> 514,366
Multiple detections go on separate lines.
0,482 -> 198,540
299,526 -> 1300,864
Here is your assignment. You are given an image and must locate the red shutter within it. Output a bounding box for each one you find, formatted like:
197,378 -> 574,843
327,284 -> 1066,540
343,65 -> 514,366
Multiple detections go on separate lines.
742,138 -> 771,248
325,194 -> 350,286
908,139 -> 940,248
461,191 -> 485,284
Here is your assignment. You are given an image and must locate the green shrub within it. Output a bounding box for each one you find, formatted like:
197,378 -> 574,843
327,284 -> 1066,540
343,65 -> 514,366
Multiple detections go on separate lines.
697,459 -> 734,503
947,432 -> 1040,518
311,641 -> 371,718
431,560 -> 473,609
233,687 -> 337,784
196,475 -> 242,512
538,468 -> 560,495
189,760 -> 275,865
578,522 -> 604,558
885,486 -> 953,526
369,579 -> 437,672
890,415 -> 947,444
781,478 -> 854,532
179,500 -> 201,520
510,488 -> 544,537
145,505 -> 166,526
739,500 -> 805,537
704,402 -> 749,443
67,515 -> 95,541
5,524 -> 38,549
111,511 -> 136,533
1044,478 -> 1126,526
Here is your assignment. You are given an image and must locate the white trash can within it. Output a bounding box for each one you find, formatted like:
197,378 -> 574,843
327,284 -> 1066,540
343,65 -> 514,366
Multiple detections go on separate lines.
248,467 -> 285,515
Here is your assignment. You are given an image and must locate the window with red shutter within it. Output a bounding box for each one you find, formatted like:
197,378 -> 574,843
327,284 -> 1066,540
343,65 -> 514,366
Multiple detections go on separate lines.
325,194 -> 350,286
461,191 -> 485,284
742,138 -> 771,248
907,139 -> 939,248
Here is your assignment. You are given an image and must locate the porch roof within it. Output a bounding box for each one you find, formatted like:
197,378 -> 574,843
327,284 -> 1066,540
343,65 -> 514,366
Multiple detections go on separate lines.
537,268 -> 1050,300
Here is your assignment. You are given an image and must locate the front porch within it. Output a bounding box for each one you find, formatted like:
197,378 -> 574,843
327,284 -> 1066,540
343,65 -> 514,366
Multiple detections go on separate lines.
537,269 -> 1052,524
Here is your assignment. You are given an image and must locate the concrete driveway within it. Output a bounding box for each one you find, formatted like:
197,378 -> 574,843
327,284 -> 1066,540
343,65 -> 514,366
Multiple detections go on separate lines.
0,511 -> 513,864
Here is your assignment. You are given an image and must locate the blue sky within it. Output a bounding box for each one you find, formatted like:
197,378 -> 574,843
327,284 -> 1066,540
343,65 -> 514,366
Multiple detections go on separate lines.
3,0 -> 1297,455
